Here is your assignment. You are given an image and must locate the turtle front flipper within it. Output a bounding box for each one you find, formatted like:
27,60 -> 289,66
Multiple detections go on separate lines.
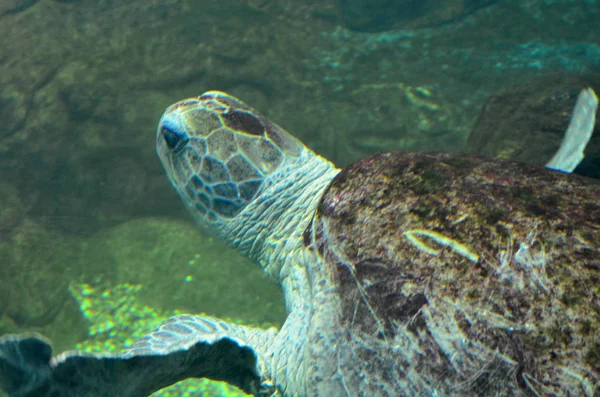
0,315 -> 277,397
546,87 -> 598,172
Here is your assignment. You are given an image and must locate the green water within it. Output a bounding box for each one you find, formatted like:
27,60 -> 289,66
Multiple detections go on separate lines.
0,0 -> 598,396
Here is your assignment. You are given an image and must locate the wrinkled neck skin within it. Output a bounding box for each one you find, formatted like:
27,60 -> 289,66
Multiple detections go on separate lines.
222,147 -> 338,302
217,148 -> 339,395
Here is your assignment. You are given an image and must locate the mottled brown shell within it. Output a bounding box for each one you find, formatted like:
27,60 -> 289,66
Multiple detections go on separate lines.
311,151 -> 600,396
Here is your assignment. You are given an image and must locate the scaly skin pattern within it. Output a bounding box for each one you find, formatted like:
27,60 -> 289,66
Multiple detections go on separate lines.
308,151 -> 600,396
157,91 -> 339,395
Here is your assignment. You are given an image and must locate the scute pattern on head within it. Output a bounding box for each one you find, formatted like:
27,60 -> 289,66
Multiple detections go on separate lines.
221,109 -> 266,136
311,151 -> 600,396
156,91 -> 305,223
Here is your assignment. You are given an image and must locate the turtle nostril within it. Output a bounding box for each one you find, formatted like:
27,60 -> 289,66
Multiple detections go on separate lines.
161,127 -> 188,152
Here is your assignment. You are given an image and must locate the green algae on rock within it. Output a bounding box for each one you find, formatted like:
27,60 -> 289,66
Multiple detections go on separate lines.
0,219 -> 85,351
69,282 -> 256,397
83,217 -> 286,325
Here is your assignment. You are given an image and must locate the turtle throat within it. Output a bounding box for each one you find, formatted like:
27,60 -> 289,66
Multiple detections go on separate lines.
223,148 -> 339,283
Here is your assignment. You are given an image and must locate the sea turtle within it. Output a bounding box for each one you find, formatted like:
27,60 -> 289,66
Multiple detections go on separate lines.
1,89 -> 599,397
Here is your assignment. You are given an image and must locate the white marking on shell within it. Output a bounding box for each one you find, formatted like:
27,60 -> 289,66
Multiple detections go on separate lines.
404,229 -> 480,262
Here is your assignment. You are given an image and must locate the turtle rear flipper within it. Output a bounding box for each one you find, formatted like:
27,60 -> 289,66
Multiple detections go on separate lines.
546,87 -> 598,172
0,335 -> 53,397
0,315 -> 275,397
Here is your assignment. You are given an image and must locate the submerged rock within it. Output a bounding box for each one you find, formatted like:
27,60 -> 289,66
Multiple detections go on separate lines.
337,0 -> 498,31
0,184 -> 24,236
0,219 -> 86,351
0,0 -> 39,15
468,76 -> 600,179
83,218 -> 286,326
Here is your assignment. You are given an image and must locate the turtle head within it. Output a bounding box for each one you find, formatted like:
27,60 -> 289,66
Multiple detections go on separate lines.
156,91 -> 307,229
157,91 -> 338,280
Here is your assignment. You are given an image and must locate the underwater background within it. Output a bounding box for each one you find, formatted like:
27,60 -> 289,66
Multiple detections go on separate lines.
0,0 -> 598,396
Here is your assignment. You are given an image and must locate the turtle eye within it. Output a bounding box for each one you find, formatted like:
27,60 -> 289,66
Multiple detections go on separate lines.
161,127 -> 188,152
